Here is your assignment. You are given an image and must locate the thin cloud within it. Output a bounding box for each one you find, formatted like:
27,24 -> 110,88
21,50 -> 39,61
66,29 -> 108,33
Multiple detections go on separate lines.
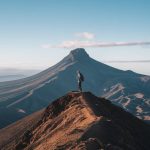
41,44 -> 51,49
103,60 -> 150,63
45,40 -> 150,49
75,32 -> 95,40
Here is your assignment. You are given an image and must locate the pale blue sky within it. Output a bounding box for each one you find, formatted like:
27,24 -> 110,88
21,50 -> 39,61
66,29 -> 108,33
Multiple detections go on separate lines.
0,0 -> 150,75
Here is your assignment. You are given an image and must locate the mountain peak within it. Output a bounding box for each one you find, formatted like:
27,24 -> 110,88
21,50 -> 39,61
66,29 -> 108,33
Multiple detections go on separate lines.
69,48 -> 90,61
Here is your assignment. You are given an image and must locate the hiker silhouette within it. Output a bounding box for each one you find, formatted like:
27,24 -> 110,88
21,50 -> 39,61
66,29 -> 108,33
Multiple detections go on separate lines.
77,70 -> 84,92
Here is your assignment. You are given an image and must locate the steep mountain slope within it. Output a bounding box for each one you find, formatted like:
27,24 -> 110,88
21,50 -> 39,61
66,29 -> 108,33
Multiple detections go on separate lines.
0,92 -> 150,150
0,109 -> 44,149
102,82 -> 150,123
0,48 -> 150,128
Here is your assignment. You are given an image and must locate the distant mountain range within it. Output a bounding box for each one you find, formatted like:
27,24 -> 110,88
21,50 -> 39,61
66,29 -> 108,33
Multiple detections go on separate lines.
0,92 -> 150,150
0,68 -> 41,82
0,74 -> 26,82
0,48 -> 149,129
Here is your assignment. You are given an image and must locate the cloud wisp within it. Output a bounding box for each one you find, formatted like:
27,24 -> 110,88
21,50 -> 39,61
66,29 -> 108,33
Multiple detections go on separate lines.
41,32 -> 150,49
41,40 -> 150,49
75,32 -> 95,40
103,60 -> 150,63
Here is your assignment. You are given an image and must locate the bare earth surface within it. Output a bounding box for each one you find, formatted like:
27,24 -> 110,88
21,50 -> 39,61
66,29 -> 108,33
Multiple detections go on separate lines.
0,92 -> 150,150
0,109 -> 44,149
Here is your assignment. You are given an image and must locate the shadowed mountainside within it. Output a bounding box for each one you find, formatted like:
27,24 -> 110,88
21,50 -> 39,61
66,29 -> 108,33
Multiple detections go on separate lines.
0,92 -> 150,150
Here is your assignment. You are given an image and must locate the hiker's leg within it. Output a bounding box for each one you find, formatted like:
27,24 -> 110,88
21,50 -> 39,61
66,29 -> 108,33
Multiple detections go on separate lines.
81,82 -> 82,92
79,81 -> 82,92
78,81 -> 80,91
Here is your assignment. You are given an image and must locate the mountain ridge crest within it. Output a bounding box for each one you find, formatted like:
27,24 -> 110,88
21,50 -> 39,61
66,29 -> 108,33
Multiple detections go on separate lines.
1,92 -> 149,150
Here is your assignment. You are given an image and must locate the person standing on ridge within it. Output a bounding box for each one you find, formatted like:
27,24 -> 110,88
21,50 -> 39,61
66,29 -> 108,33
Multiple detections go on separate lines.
77,70 -> 84,92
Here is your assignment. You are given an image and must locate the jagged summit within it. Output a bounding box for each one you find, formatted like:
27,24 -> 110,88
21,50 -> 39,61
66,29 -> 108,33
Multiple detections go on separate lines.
68,48 -> 90,61
1,92 -> 150,150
